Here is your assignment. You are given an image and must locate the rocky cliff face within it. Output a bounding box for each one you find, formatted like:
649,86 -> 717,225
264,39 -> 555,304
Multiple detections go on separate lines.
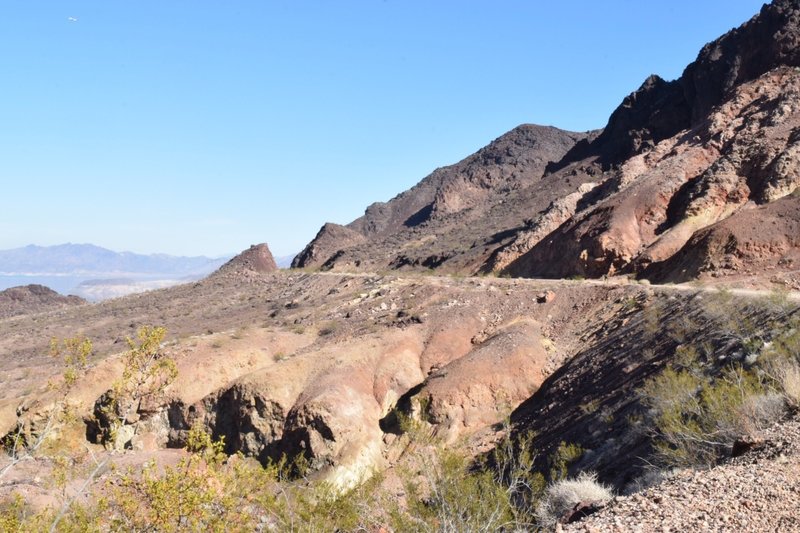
294,0 -> 800,288
506,64 -> 800,284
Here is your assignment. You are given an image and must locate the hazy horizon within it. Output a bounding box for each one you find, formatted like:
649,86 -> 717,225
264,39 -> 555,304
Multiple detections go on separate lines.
2,1 -> 764,257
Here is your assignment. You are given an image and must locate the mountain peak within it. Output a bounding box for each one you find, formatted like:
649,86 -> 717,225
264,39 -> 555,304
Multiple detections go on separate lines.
213,243 -> 279,277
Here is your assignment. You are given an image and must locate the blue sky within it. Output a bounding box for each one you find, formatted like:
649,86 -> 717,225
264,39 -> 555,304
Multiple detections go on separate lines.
1,1 -> 765,258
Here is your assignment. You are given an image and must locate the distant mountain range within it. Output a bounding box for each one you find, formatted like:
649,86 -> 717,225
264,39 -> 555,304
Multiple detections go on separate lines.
274,254 -> 297,269
0,244 -> 230,299
0,243 -> 227,276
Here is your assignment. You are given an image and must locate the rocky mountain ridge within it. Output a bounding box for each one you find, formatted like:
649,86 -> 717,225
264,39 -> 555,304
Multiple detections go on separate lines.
0,284 -> 86,319
0,243 -> 226,276
3,2 -> 800,530
293,124 -> 594,273
295,0 -> 800,289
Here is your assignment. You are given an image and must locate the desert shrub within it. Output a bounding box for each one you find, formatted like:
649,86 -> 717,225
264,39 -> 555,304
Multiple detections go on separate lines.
535,472 -> 612,528
0,487 -> 104,532
104,425 -> 281,531
737,392 -> 786,433
317,321 -> 338,336
50,336 -> 92,388
639,291 -> 800,468
92,326 -> 177,449
389,421 -> 541,532
100,424 -> 391,532
770,358 -> 800,407
549,441 -> 584,481
0,496 -> 37,532
622,468 -> 672,495
107,457 -> 243,532
760,322 -> 800,407
641,363 -> 774,467
399,444 -> 537,532
1,336 -> 93,476
580,399 -> 600,415
401,448 -> 517,532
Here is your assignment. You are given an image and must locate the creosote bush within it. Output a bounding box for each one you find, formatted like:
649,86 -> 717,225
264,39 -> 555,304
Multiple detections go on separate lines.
91,326 -> 178,448
641,363 -> 770,467
1,335 -> 93,476
640,292 -> 800,469
549,441 -> 584,482
395,428 -> 541,532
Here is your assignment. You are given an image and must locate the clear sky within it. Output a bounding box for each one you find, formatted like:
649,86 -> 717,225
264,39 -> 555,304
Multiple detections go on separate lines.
1,1 -> 766,258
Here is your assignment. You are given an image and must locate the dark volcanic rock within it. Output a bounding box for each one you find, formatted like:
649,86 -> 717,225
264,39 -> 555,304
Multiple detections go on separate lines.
294,124 -> 589,271
682,0 -> 800,123
555,0 -> 800,170
292,224 -> 367,269
0,284 -> 86,319
593,75 -> 691,166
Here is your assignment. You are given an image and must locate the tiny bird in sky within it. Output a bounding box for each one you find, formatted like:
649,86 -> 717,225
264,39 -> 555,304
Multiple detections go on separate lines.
67,17 -> 78,22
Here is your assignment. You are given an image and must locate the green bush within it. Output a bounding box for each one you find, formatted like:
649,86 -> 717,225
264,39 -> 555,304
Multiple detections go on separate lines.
397,429 -> 541,532
641,363 -> 772,467
549,441 -> 584,481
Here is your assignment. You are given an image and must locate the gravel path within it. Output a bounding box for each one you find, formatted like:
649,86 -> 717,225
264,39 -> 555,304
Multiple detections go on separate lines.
563,416 -> 800,532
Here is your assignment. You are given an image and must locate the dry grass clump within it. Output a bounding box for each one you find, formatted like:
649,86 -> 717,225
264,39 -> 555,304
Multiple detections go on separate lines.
535,472 -> 613,528
775,360 -> 800,407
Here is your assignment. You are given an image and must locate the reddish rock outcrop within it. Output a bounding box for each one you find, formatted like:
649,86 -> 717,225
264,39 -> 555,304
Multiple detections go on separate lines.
292,223 -> 366,269
506,65 -> 800,280
293,0 -> 800,286
213,243 -> 278,277
504,0 -> 800,280
645,194 -> 800,285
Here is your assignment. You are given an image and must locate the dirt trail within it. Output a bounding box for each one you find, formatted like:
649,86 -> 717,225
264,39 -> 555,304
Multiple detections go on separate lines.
312,269 -> 800,301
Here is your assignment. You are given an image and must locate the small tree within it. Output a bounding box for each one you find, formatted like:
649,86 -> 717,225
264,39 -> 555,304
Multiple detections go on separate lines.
93,326 -> 177,449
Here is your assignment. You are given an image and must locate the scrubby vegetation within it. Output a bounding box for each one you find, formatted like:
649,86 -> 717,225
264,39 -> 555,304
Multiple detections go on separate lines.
88,326 -> 178,450
2,285 -> 798,531
640,290 -> 800,469
0,352 -> 604,533
1,335 -> 92,479
0,422 -> 550,531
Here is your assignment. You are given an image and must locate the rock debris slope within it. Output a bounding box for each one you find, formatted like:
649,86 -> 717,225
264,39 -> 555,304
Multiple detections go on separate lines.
0,269 -> 642,490
564,415 -> 800,532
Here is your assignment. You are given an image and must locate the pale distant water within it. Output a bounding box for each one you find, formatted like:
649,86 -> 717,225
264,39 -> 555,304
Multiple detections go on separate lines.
0,275 -> 85,295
